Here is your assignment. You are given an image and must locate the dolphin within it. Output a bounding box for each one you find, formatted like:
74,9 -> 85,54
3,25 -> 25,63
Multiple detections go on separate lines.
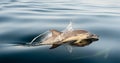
28,22 -> 99,51
39,29 -> 99,49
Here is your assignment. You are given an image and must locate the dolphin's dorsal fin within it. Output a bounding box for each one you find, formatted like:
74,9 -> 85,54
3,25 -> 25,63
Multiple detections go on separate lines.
50,29 -> 61,36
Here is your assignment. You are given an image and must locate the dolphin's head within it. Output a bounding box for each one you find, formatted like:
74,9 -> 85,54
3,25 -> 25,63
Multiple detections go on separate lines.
71,33 -> 99,47
87,33 -> 99,41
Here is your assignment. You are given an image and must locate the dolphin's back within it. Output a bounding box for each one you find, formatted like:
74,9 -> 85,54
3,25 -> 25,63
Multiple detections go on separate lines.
63,30 -> 88,37
71,30 -> 88,34
40,30 -> 88,45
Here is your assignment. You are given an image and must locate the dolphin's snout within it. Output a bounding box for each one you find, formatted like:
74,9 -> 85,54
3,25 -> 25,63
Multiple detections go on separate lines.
91,34 -> 99,41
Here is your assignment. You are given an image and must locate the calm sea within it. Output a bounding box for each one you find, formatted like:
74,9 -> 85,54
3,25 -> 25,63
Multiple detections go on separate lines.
0,0 -> 120,63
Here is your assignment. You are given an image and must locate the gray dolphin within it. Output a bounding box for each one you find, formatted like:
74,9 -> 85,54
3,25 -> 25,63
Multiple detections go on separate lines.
39,29 -> 99,49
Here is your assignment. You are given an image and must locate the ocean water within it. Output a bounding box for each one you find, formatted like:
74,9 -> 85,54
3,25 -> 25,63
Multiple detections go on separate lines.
0,0 -> 120,63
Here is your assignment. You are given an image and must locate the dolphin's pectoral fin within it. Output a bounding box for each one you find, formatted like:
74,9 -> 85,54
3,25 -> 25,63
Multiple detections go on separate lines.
49,44 -> 61,49
49,42 -> 62,49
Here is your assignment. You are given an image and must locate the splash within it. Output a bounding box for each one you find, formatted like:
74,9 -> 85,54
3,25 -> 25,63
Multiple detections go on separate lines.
28,30 -> 50,45
28,21 -> 74,46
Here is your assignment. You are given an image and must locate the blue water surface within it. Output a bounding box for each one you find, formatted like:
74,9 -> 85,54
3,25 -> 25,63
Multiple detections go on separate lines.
0,0 -> 120,63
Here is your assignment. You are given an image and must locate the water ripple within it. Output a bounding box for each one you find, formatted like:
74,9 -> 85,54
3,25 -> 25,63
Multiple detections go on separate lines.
0,0 -> 120,63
